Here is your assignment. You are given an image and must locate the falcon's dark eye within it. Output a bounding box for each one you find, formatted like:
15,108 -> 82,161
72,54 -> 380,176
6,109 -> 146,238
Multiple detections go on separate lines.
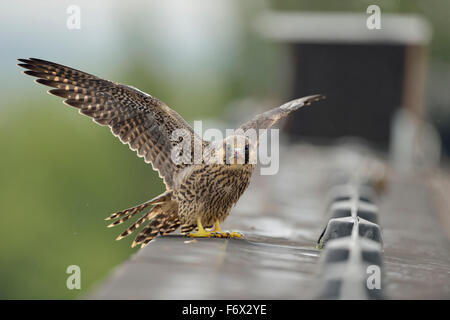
244,144 -> 250,164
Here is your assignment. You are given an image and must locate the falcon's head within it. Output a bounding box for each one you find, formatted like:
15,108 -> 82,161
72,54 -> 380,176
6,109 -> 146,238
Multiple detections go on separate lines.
221,135 -> 255,166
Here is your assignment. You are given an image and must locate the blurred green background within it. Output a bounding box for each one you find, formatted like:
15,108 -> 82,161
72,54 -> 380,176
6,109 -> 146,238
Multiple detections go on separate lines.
1,0 -> 449,299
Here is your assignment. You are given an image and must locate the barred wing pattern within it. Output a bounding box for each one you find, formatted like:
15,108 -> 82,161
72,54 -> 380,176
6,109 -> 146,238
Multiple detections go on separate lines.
238,94 -> 325,144
18,58 -> 205,188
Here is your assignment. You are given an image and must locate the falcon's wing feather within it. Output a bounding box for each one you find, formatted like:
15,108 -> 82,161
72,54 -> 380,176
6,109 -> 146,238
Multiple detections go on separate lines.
18,58 -> 204,188
238,94 -> 325,141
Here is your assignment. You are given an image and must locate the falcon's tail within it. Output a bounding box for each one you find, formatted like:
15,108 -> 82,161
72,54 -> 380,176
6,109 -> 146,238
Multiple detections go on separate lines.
131,205 -> 180,248
106,191 -> 181,248
105,191 -> 171,223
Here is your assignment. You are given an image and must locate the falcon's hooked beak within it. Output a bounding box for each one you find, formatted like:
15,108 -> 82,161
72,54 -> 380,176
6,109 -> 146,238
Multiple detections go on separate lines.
227,147 -> 246,165
221,136 -> 252,165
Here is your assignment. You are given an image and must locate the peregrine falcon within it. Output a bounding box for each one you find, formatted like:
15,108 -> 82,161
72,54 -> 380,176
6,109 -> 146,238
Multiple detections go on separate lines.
18,58 -> 324,248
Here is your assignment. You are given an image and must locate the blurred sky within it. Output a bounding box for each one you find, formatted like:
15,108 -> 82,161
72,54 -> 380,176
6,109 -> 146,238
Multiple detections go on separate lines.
0,0 -> 253,108
2,0 -> 450,128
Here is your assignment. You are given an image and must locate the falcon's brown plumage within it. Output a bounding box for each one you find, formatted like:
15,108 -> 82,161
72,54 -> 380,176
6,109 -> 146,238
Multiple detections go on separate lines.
18,58 -> 324,248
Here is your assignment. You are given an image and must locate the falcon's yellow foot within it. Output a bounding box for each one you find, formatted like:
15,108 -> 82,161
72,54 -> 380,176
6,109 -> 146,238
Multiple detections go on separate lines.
212,231 -> 243,239
188,218 -> 217,238
187,230 -> 243,238
211,220 -> 243,238
187,229 -> 217,238
187,219 -> 244,239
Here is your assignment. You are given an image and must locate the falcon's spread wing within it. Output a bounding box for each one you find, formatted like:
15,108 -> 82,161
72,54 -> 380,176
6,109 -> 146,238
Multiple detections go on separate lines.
18,58 -> 205,188
238,94 -> 325,143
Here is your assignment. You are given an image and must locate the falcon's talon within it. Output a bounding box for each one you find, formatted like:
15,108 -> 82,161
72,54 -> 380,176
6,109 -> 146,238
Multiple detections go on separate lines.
187,230 -> 216,238
210,220 -> 243,238
227,231 -> 243,239
212,231 -> 228,238
188,217 -> 216,238
211,231 -> 243,239
187,231 -> 243,239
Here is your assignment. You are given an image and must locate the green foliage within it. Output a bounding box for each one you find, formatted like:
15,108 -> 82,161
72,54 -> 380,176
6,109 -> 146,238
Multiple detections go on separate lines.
0,97 -> 166,299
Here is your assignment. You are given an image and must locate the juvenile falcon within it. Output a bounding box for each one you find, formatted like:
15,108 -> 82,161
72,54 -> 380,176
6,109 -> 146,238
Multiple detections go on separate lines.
18,58 -> 324,248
